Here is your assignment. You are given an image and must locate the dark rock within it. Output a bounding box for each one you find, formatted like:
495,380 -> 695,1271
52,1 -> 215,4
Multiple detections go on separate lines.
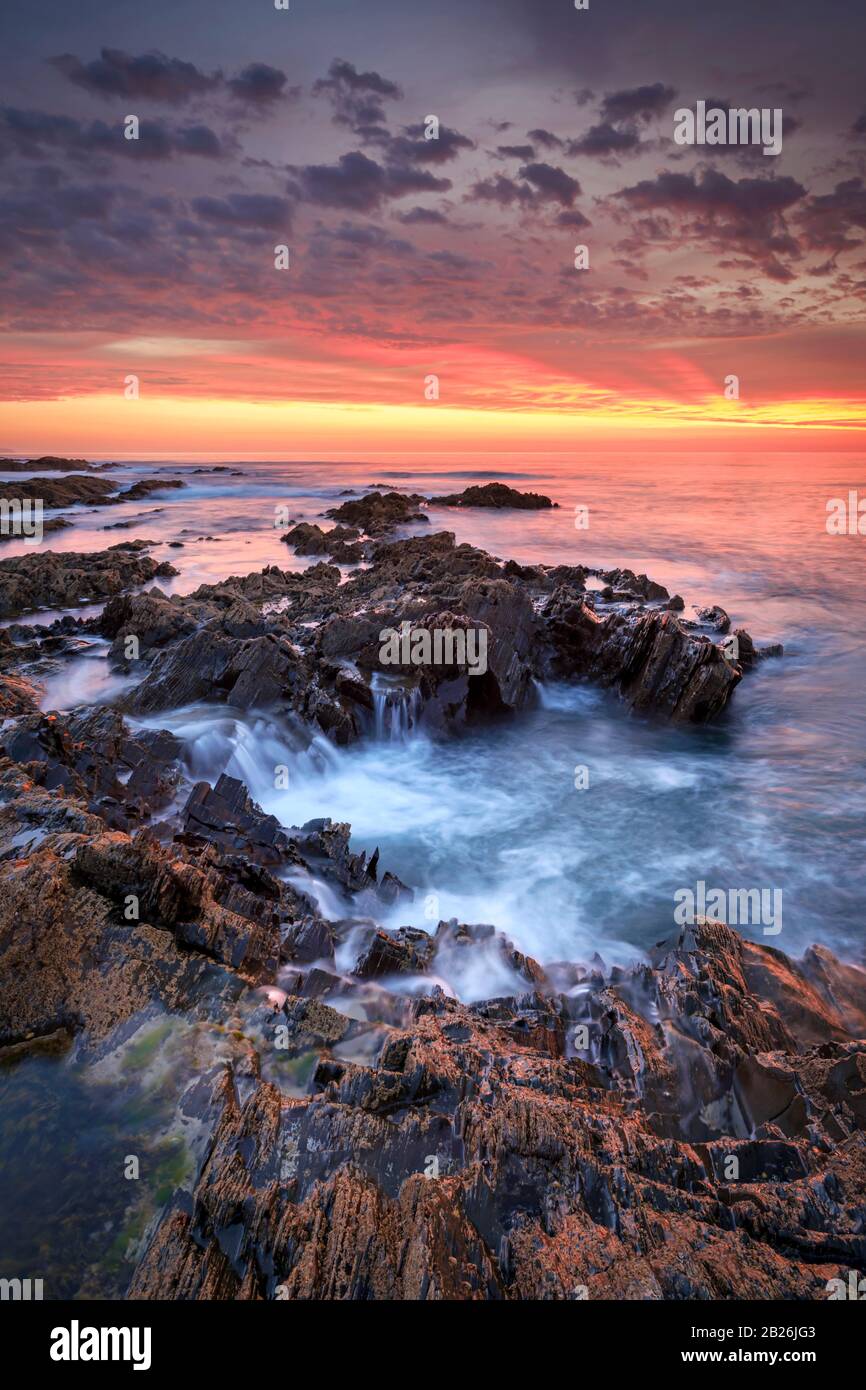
427,482 -> 556,509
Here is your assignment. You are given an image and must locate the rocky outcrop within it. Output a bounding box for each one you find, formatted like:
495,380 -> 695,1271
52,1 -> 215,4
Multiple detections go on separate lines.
0,544 -> 178,619
281,523 -> 364,563
541,592 -> 741,721
427,482 -> 556,509
57,530 -> 766,732
0,474 -> 117,508
0,455 -> 92,471
127,916 -> 866,1301
324,490 -> 427,535
0,542 -> 177,619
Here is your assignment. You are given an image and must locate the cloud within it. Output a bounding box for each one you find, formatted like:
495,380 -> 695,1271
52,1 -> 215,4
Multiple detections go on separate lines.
49,48 -> 295,112
798,178 -> 866,255
557,209 -> 591,229
614,167 -> 807,278
49,48 -> 220,104
496,143 -> 535,159
227,64 -> 295,106
312,58 -> 403,137
566,122 -> 641,158
527,128 -> 563,151
397,206 -> 449,224
0,106 -> 228,161
517,161 -> 581,207
288,150 -> 450,211
600,82 -> 677,124
469,163 -> 582,212
617,167 -> 805,218
192,192 -> 294,231
385,123 -> 475,164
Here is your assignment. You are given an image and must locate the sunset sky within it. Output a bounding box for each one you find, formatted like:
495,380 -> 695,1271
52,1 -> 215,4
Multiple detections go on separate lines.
1,0 -> 865,455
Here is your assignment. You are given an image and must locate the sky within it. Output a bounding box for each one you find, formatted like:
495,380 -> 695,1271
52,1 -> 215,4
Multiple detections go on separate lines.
0,0 -> 865,456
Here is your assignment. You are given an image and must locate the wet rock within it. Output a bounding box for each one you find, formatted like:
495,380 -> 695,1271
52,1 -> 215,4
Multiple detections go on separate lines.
0,456 -> 91,471
428,482 -> 556,509
695,604 -> 731,633
355,926 -> 437,978
0,474 -> 116,508
281,522 -> 364,563
542,594 -> 741,722
129,917 -> 866,1302
0,545 -> 178,620
182,775 -> 292,866
325,490 -> 427,535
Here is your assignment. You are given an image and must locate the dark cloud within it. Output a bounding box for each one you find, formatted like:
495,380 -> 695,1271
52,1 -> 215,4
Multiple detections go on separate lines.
469,163 -> 582,212
385,123 -> 475,164
527,128 -> 563,150
853,111 -> 866,136
556,209 -> 592,229
600,82 -> 677,124
192,192 -> 293,231
798,178 -> 866,254
227,64 -> 294,106
397,206 -> 449,224
0,106 -> 228,161
469,173 -> 535,207
517,161 -> 581,207
49,48 -> 220,104
617,167 -> 805,218
496,143 -> 535,159
312,59 -> 403,137
614,167 -> 807,279
566,122 -> 641,158
288,150 -> 450,211
50,48 -> 295,113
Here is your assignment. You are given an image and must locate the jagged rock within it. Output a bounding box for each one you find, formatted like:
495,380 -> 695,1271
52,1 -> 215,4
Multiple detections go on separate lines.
599,567 -> 669,601
325,490 -> 427,535
128,919 -> 866,1302
542,594 -> 741,722
355,926 -> 437,978
0,545 -> 178,620
696,604 -> 731,633
281,523 -> 363,563
428,482 -> 556,510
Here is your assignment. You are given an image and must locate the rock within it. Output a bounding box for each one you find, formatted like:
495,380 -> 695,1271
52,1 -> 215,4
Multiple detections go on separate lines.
696,604 -> 731,633
0,474 -> 116,508
0,456 -> 91,471
542,594 -> 741,722
281,523 -> 362,563
128,916 -> 866,1301
355,926 -> 437,978
324,491 -> 427,535
0,545 -> 179,620
599,567 -> 669,602
427,482 -> 556,509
